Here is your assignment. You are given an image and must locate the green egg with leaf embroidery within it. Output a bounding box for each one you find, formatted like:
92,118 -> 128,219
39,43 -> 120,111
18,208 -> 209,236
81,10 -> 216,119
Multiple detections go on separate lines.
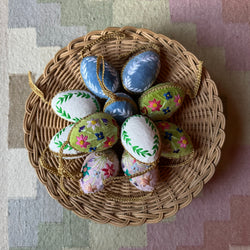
51,90 -> 100,123
155,121 -> 194,159
138,83 -> 185,121
69,113 -> 119,153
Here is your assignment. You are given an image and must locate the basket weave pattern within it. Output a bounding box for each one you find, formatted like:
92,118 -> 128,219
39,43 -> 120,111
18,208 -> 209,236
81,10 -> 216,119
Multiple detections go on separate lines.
24,27 -> 225,226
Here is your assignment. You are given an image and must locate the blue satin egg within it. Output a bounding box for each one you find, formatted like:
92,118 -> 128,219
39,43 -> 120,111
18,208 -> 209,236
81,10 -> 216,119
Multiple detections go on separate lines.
80,56 -> 121,99
122,50 -> 161,94
104,93 -> 138,124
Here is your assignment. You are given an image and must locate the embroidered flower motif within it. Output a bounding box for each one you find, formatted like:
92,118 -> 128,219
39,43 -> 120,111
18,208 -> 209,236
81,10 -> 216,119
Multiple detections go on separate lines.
104,136 -> 115,148
87,119 -> 100,130
84,183 -> 97,193
176,128 -> 183,133
89,147 -> 97,152
163,107 -> 171,115
164,132 -> 173,141
131,164 -> 139,173
158,122 -> 170,130
178,136 -> 188,148
102,163 -> 115,177
102,118 -> 108,125
76,134 -> 90,148
140,174 -> 152,186
124,169 -> 131,177
95,132 -> 104,141
148,99 -> 162,111
78,125 -> 85,132
173,149 -> 180,153
174,95 -> 182,106
163,92 -> 172,100
81,163 -> 91,177
140,106 -> 148,114
93,170 -> 101,178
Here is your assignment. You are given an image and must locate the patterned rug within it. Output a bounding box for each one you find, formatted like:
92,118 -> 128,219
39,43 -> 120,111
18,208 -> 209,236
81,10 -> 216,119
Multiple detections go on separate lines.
1,0 -> 250,249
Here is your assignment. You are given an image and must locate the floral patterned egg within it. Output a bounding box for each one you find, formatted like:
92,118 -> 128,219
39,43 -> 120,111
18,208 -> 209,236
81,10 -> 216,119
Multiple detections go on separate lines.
104,92 -> 138,124
69,113 -> 119,153
80,56 -> 121,99
49,124 -> 84,159
51,90 -> 100,123
156,121 -> 194,158
79,149 -> 119,194
138,82 -> 186,121
121,115 -> 161,164
121,151 -> 158,192
121,50 -> 160,94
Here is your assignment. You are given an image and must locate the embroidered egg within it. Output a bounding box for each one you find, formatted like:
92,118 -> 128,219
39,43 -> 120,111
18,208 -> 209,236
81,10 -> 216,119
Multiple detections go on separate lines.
155,121 -> 194,159
80,56 -> 121,99
69,113 -> 119,153
121,115 -> 161,164
104,92 -> 138,124
121,151 -> 159,192
51,90 -> 100,123
79,149 -> 119,194
121,50 -> 161,94
139,82 -> 186,121
49,124 -> 85,159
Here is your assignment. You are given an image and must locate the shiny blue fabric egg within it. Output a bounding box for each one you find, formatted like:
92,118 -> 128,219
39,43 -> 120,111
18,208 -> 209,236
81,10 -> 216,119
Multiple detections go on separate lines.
104,93 -> 138,124
122,50 -> 161,94
80,56 -> 121,99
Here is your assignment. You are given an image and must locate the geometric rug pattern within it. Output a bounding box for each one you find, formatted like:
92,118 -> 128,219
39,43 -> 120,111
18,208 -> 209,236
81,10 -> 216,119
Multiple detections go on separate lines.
1,0 -> 250,249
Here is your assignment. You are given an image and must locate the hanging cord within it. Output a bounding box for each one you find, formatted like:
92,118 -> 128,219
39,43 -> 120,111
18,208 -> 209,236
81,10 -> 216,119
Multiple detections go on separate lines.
186,61 -> 203,99
28,71 -> 50,104
96,55 -> 138,111
81,31 -> 126,58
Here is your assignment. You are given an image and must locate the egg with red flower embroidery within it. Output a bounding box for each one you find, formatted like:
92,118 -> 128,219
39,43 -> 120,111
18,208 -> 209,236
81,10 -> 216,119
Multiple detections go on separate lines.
155,121 -> 194,159
121,151 -> 159,192
69,113 -> 119,153
138,82 -> 186,121
79,149 -> 119,193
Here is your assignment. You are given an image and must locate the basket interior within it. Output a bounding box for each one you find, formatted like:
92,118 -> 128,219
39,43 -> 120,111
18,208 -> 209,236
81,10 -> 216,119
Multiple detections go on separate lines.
24,27 -> 225,226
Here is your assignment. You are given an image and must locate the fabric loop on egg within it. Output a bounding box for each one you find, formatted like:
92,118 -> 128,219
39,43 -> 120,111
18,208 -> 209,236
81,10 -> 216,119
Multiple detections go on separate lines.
81,31 -> 126,58
96,55 -> 119,101
28,71 -> 50,104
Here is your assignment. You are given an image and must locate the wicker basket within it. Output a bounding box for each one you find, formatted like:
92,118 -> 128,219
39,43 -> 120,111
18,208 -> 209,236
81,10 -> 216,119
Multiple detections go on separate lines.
23,26 -> 225,226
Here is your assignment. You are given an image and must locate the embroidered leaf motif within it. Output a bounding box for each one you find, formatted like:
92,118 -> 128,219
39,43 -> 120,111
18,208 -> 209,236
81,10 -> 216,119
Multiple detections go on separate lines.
122,131 -> 131,145
56,106 -> 71,120
124,75 -> 143,93
54,141 -> 73,150
56,93 -> 73,105
74,91 -> 90,99
54,127 -> 66,141
145,117 -> 157,132
132,145 -> 152,157
73,117 -> 80,123
92,98 -> 100,111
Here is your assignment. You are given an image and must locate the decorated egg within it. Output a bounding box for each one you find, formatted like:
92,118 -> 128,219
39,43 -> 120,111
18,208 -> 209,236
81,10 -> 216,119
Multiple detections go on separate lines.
80,56 -> 120,99
69,113 -> 119,153
121,50 -> 161,94
139,82 -> 186,121
49,124 -> 84,159
51,90 -> 100,123
121,115 -> 161,164
79,149 -> 119,194
104,92 -> 138,124
121,151 -> 158,192
156,121 -> 193,158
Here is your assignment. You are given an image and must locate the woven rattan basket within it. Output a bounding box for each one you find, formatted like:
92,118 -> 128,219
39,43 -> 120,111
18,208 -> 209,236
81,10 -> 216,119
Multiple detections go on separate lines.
23,26 -> 225,226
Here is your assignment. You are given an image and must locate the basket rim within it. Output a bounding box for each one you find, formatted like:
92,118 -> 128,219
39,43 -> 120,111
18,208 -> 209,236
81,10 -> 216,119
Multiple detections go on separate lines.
23,26 -> 226,226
